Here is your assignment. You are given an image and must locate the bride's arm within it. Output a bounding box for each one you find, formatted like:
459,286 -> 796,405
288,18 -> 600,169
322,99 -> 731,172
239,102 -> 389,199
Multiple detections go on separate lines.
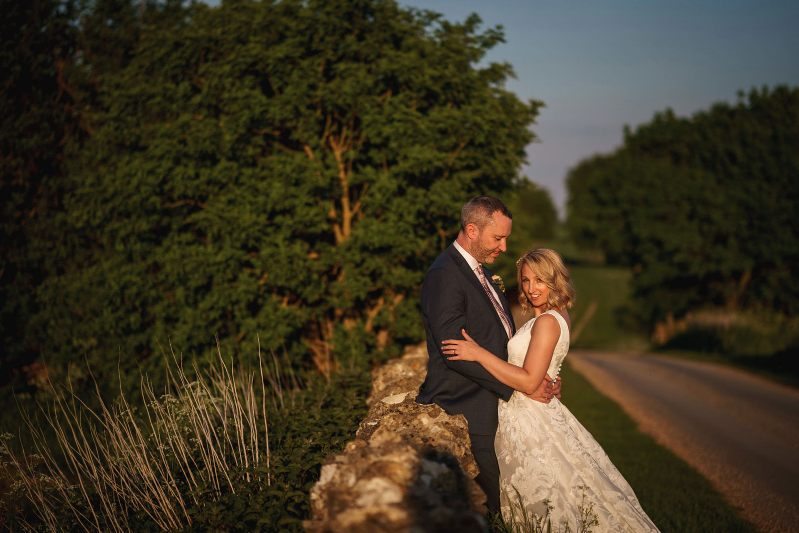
443,314 -> 560,396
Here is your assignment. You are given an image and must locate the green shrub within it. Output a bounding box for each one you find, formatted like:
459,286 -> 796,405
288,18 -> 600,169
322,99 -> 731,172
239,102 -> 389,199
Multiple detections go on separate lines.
663,310 -> 799,358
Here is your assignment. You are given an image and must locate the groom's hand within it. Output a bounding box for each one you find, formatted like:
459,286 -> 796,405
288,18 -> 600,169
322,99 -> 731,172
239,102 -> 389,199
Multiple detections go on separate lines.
522,375 -> 561,403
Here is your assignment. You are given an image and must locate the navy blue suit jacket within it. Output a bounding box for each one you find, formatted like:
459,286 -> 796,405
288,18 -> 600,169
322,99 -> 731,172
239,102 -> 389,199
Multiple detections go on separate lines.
417,244 -> 516,435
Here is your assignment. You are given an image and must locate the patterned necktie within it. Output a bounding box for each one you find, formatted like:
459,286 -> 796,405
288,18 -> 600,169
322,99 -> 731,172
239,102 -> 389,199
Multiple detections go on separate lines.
476,266 -> 513,339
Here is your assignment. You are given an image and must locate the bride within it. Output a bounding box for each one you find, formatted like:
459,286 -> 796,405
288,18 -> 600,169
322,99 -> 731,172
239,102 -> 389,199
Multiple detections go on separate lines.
443,248 -> 660,533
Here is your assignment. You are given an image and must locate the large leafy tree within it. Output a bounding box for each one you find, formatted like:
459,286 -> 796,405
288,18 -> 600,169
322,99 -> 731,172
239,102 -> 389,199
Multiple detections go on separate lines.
505,178 -> 557,245
26,0 -> 540,381
1,0 -> 195,386
1,0 -> 86,383
566,86 -> 799,325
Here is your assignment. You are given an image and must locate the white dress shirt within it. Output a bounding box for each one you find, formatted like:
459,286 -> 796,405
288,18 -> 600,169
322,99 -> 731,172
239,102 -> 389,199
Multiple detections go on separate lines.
453,240 -> 503,305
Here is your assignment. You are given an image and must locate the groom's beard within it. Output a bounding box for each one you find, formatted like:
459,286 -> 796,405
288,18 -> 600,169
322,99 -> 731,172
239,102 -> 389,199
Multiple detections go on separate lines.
471,236 -> 499,264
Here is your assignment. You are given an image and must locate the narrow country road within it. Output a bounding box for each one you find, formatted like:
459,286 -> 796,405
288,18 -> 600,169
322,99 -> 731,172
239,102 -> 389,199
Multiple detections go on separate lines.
569,350 -> 799,533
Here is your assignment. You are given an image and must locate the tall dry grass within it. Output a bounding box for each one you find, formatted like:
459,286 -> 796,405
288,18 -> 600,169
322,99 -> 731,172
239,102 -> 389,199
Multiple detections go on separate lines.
490,486 -> 599,533
2,336 -> 288,532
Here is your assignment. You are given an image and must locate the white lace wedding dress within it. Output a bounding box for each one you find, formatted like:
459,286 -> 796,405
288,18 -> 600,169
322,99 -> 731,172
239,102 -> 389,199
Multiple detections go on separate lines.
495,310 -> 660,532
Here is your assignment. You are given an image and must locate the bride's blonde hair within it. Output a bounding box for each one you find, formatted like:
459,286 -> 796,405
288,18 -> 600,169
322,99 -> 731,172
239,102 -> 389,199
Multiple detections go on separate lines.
516,248 -> 575,314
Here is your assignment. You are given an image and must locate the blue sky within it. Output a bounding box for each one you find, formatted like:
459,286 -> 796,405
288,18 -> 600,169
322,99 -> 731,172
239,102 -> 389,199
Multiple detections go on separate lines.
399,0 -> 799,215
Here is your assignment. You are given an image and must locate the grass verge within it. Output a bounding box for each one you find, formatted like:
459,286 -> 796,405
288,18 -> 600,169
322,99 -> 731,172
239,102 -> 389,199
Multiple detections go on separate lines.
560,360 -> 758,533
566,265 -> 649,352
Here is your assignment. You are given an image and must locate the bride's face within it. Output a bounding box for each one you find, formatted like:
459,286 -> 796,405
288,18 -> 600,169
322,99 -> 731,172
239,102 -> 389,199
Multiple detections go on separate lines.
520,263 -> 550,313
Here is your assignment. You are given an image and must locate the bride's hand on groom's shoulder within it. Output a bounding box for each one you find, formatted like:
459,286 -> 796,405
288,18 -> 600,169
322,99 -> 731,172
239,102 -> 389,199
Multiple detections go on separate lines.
442,330 -> 486,362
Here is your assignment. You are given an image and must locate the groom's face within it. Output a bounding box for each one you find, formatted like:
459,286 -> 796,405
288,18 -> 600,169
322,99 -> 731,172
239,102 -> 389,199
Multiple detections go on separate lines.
470,212 -> 512,264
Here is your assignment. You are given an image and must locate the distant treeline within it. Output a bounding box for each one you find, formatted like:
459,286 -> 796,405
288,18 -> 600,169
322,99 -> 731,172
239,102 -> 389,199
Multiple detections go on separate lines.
1,0 -> 555,394
567,86 -> 799,329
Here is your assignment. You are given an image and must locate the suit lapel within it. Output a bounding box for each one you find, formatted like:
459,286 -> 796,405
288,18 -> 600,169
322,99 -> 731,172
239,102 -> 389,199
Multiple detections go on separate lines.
482,265 -> 516,337
493,271 -> 516,336
447,245 -> 512,339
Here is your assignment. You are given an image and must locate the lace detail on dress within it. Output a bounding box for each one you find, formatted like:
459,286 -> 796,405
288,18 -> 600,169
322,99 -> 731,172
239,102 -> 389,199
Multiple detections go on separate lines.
496,310 -> 660,533
507,311 -> 568,374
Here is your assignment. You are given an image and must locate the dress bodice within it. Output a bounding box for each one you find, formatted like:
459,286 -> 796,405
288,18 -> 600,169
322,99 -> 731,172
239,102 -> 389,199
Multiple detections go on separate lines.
506,309 -> 570,379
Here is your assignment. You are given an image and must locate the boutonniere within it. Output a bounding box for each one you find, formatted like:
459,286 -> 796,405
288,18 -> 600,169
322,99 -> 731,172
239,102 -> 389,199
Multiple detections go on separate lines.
491,274 -> 506,294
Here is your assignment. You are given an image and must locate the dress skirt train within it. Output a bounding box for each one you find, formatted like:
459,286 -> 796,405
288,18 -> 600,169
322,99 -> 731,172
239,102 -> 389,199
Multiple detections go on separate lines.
496,393 -> 660,533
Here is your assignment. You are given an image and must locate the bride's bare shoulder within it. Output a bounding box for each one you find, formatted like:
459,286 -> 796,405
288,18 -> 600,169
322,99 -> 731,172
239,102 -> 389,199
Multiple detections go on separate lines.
531,313 -> 559,336
534,310 -> 570,337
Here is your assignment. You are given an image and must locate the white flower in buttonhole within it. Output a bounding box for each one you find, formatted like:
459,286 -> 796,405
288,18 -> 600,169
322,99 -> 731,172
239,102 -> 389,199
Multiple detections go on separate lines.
491,274 -> 506,294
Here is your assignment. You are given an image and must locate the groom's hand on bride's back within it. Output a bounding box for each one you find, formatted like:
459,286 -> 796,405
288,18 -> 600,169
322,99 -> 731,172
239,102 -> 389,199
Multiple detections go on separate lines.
522,375 -> 562,403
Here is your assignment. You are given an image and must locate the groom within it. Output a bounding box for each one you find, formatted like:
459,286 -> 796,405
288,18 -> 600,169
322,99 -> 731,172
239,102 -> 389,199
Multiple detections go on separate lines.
417,196 -> 560,513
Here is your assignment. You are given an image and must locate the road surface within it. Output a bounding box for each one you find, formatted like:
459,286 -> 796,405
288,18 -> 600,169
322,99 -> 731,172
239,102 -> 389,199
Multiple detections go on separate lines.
569,350 -> 799,533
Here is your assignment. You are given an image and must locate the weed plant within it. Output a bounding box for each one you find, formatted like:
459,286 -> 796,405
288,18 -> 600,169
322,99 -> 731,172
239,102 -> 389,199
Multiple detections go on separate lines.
0,338 -> 370,532
489,486 -> 599,533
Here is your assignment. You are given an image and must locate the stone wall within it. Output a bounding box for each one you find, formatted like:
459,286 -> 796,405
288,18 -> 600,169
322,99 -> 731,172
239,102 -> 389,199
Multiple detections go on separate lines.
304,345 -> 488,533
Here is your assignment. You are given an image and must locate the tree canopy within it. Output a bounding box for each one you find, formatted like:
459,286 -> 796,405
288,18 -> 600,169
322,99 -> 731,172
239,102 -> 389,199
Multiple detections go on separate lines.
567,86 -> 799,325
505,178 -> 557,244
2,0 -> 541,388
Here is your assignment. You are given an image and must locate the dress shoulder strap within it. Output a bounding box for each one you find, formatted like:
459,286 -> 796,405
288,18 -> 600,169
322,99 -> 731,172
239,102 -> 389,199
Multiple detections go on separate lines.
543,310 -> 569,343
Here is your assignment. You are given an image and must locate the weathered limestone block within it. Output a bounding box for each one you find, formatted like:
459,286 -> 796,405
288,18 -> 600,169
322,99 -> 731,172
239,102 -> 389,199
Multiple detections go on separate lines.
305,345 -> 487,533
367,344 -> 429,406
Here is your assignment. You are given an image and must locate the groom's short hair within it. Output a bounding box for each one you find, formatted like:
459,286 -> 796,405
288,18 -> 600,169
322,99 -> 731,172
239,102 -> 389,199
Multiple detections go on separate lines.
460,196 -> 513,233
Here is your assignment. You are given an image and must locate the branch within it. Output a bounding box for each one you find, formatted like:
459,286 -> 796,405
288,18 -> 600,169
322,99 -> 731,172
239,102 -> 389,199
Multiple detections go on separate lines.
321,114 -> 332,145
441,139 -> 469,180
329,134 -> 353,244
351,183 -> 369,219
163,199 -> 206,209
364,297 -> 385,333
